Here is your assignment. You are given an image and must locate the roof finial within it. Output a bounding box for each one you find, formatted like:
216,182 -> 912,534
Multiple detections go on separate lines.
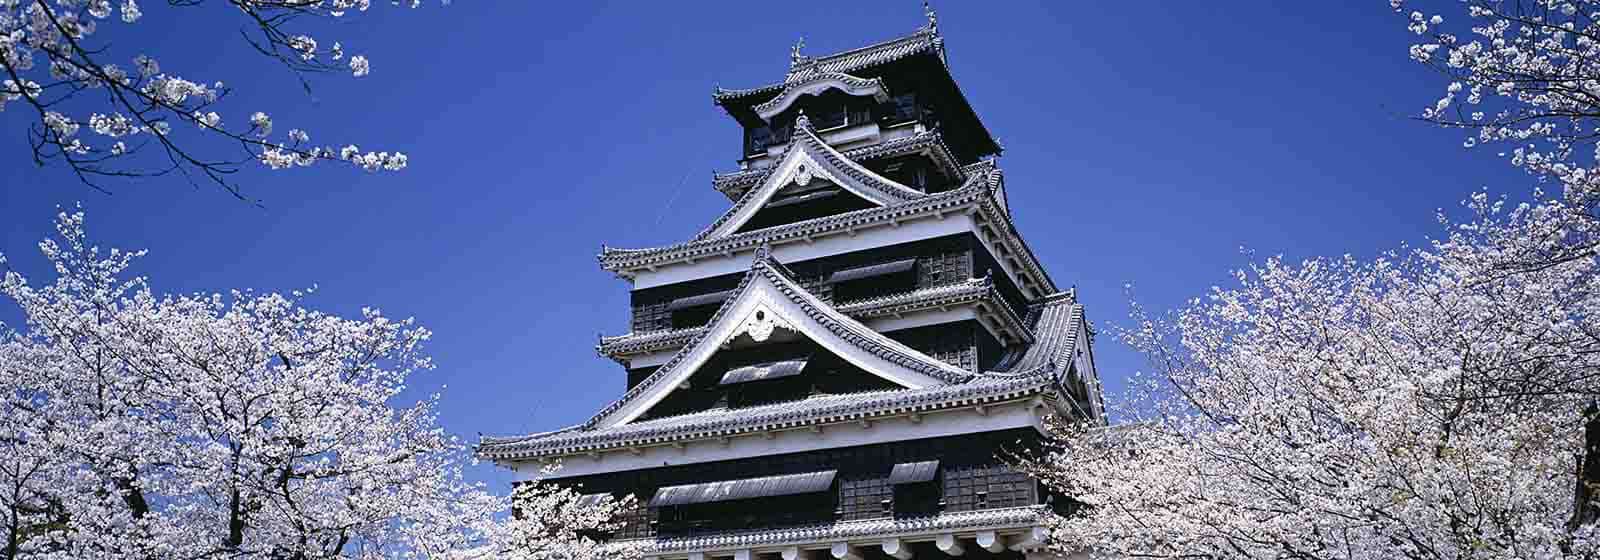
790,36 -> 807,67
922,0 -> 939,34
794,109 -> 811,132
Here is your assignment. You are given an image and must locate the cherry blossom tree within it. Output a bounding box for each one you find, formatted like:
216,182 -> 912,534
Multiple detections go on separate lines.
1403,0 -> 1600,256
0,209 -> 633,559
1019,191 -> 1600,559
0,0 -> 428,201
1015,5 -> 1600,558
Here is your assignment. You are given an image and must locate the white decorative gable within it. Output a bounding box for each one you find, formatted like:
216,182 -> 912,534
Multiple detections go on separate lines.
695,114 -> 928,241
589,249 -> 973,429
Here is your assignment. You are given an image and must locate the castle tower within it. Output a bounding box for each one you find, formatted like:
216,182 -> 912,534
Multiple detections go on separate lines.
480,10 -> 1106,559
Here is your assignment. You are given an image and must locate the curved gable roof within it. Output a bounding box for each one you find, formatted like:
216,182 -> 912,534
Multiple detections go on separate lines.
713,28 -> 944,106
695,113 -> 928,241
478,290 -> 1096,460
585,247 -> 974,429
753,72 -> 890,122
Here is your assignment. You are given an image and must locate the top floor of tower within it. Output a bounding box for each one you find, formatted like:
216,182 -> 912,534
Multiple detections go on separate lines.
712,6 -> 1000,172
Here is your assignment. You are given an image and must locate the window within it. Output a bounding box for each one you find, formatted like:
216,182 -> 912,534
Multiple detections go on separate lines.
721,358 -> 815,408
745,126 -> 773,155
814,104 -> 847,129
631,301 -> 671,332
650,471 -> 839,535
889,92 -> 918,122
883,160 -> 930,192
847,98 -> 872,126
563,430 -> 1043,540
894,481 -> 941,517
666,289 -> 733,328
828,258 -> 917,303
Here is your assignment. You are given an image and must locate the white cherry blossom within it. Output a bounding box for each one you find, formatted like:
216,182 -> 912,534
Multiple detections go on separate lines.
0,0 -> 438,199
0,210 -> 634,559
1023,190 -> 1600,559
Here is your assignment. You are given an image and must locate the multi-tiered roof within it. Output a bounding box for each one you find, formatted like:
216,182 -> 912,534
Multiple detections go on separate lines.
481,8 -> 1105,558
481,248 -> 1094,460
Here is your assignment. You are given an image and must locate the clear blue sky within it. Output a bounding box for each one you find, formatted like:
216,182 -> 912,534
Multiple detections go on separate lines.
0,2 -> 1531,491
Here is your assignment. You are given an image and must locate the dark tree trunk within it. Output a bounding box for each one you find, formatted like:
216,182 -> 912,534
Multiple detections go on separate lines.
1573,402 -> 1600,530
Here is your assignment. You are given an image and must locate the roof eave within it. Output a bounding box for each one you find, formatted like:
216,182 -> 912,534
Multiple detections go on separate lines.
713,130 -> 965,201
599,182 -> 1057,298
597,278 -> 1034,361
614,505 -> 1049,556
475,381 -> 1056,461
597,188 -> 984,273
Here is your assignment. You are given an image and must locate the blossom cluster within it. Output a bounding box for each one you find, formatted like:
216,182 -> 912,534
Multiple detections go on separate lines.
0,0 -> 431,189
0,211 -> 632,559
1023,190 -> 1600,559
1400,0 -> 1600,199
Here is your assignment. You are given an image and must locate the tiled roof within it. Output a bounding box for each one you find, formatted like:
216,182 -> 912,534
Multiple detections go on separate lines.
597,276 -> 1032,361
604,174 -> 985,271
712,83 -> 783,104
694,113 -> 928,242
602,160 -> 1060,298
478,374 -> 1053,460
993,292 -> 1084,375
478,289 -> 1082,460
616,505 -> 1048,555
649,470 -> 838,507
713,29 -> 944,105
829,258 -> 917,283
720,358 -> 808,385
888,460 -> 940,484
580,248 -> 976,431
714,129 -> 964,200
712,16 -> 999,159
752,72 -> 889,122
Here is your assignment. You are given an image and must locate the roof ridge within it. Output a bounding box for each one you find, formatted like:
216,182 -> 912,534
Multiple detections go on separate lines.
714,28 -> 943,105
786,29 -> 937,81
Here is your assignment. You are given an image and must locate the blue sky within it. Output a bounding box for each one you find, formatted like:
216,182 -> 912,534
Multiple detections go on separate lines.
0,1 -> 1532,491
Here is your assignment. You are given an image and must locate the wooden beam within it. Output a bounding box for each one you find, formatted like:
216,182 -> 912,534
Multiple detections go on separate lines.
829,543 -> 861,560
